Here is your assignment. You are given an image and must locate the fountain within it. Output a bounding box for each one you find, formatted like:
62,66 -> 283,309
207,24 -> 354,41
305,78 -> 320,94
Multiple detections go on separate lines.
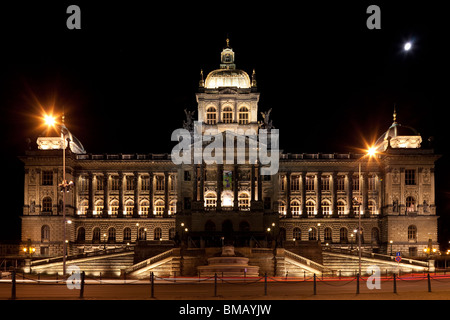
197,246 -> 260,277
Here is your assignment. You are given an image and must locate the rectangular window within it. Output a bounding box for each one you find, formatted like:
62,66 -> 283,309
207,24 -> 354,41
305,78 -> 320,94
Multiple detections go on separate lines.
306,176 -> 315,191
156,176 -> 164,191
96,177 -> 104,191
321,176 -> 330,191
337,176 -> 345,191
42,170 -> 53,186
279,175 -> 285,192
290,175 -> 300,191
80,176 -> 88,192
141,177 -> 149,191
184,171 -> 191,181
111,176 -> 119,191
405,169 -> 416,185
368,175 -> 376,191
352,176 -> 360,192
126,176 -> 134,191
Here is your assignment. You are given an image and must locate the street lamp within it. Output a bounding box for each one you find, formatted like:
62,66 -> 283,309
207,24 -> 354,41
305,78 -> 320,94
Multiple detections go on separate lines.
390,240 -> 393,256
43,112 -> 74,276
355,146 -> 377,277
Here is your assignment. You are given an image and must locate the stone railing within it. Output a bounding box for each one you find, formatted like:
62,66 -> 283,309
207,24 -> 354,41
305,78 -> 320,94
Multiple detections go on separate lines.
123,249 -> 175,274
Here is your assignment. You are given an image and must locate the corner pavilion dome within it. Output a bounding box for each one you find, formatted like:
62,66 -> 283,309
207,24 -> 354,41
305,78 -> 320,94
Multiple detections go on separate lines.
203,39 -> 251,89
375,109 -> 422,151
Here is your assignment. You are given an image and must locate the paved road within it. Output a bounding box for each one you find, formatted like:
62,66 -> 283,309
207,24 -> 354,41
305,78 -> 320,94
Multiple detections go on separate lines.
1,275 -> 450,300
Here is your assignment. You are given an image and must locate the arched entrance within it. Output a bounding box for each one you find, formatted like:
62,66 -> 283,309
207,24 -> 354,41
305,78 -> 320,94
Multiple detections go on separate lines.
222,220 -> 234,245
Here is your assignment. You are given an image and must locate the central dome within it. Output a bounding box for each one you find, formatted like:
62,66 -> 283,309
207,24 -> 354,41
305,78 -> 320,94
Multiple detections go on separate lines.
205,69 -> 251,89
203,38 -> 252,89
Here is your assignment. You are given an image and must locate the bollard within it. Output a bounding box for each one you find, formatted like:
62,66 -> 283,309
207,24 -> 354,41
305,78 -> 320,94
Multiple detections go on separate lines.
393,273 -> 397,293
124,272 -> 126,284
356,274 -> 360,294
313,274 -> 317,295
339,270 -> 341,280
264,273 -> 268,296
214,273 -> 218,297
150,272 -> 155,298
427,273 -> 432,292
11,270 -> 16,300
304,270 -> 306,281
79,271 -> 85,299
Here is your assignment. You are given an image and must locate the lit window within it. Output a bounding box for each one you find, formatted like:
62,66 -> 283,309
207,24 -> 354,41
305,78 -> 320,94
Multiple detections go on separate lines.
42,170 -> 53,186
278,201 -> 286,215
205,193 -> 217,209
238,193 -> 250,210
222,106 -> 233,124
238,106 -> 249,124
337,200 -> 346,215
369,200 -> 377,215
306,200 -> 315,216
125,200 -> 134,215
406,196 -> 416,213
169,201 -> 177,215
206,106 -> 217,125
94,200 -> 103,215
154,200 -> 164,216
291,200 -> 300,216
110,200 -> 118,216
321,200 -> 330,216
140,200 -> 149,215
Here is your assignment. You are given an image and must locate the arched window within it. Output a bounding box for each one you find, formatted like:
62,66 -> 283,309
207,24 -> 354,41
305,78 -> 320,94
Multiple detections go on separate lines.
222,106 -> 233,123
238,193 -> 250,210
205,193 -> 216,209
406,196 -> 416,213
309,227 -> 317,240
368,200 -> 377,215
291,200 -> 301,216
206,106 -> 217,125
154,200 -> 164,216
92,227 -> 101,242
337,200 -> 346,216
321,200 -> 331,216
123,227 -> 131,242
110,200 -> 119,216
154,227 -> 162,240
140,200 -> 149,216
138,227 -> 147,240
79,200 -> 88,215
94,200 -> 103,215
41,225 -> 50,241
108,227 -> 116,243
238,106 -> 249,124
278,201 -> 286,215
324,227 -> 332,242
293,227 -> 301,240
169,201 -> 177,215
42,197 -> 52,213
306,200 -> 315,216
125,200 -> 134,216
340,228 -> 348,243
77,227 -> 85,243
205,220 -> 216,232
408,225 -> 417,241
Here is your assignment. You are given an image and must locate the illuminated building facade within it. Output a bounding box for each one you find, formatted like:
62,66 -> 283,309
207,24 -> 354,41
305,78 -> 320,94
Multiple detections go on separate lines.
19,41 -> 439,260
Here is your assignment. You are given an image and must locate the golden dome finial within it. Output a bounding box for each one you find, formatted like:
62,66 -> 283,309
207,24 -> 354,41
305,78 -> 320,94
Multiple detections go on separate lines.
226,37 -> 230,48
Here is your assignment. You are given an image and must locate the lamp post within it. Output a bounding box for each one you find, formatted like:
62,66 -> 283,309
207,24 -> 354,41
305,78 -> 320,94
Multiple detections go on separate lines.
355,147 -> 377,277
390,240 -> 393,256
44,113 -> 74,276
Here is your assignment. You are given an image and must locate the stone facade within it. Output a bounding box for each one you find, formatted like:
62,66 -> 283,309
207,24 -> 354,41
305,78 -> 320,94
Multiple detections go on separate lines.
19,40 -> 440,260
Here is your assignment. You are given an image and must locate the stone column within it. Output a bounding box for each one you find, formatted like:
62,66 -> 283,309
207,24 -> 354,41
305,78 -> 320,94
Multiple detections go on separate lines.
257,164 -> 262,202
233,164 -> 238,210
301,172 -> 307,218
164,172 -> 169,217
193,165 -> 198,202
118,171 -> 124,218
286,172 -> 292,218
200,164 -> 205,208
347,172 -> 354,218
331,172 -> 338,218
216,164 -> 223,211
102,172 -> 109,218
148,172 -> 153,218
250,164 -> 255,201
133,171 -> 140,218
87,172 -> 94,217
316,172 -> 323,218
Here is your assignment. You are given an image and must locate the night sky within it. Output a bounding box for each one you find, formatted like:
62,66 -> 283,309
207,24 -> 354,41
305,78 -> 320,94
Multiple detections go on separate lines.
1,2 -> 449,246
